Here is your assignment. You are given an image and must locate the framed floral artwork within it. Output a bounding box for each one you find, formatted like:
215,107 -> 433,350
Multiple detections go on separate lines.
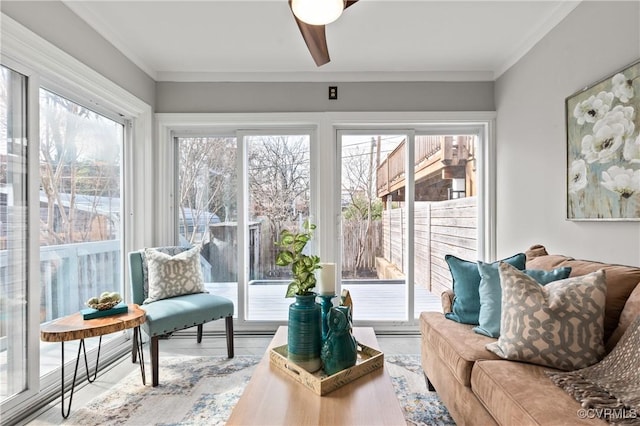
567,59 -> 640,220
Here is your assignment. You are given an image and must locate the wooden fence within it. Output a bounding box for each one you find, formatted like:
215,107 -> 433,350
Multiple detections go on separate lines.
341,220 -> 382,277
382,196 -> 477,296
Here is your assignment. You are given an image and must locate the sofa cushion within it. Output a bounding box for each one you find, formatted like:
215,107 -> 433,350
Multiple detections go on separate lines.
606,283 -> 640,351
486,263 -> 606,370
525,245 -> 640,343
420,312 -> 500,387
471,360 -> 606,425
444,253 -> 526,325
474,262 -> 571,338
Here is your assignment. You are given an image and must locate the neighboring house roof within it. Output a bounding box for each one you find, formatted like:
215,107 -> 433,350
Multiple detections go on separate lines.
38,191 -> 220,225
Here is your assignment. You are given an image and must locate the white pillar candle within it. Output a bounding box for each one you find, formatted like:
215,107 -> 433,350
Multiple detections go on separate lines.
318,263 -> 336,295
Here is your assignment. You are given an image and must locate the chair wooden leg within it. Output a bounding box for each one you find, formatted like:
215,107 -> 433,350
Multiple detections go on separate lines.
197,324 -> 203,343
151,336 -> 159,387
131,328 -> 138,363
225,315 -> 234,358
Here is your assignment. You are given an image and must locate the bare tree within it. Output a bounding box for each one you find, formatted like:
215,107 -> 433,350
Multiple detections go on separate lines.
39,90 -> 121,245
178,137 -> 236,243
248,135 -> 310,275
248,135 -> 310,230
342,137 -> 383,276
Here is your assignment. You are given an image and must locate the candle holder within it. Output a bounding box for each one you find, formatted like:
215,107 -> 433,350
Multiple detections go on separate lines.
318,294 -> 336,341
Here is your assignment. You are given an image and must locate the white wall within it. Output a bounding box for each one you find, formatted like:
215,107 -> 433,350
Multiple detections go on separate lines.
495,1 -> 640,266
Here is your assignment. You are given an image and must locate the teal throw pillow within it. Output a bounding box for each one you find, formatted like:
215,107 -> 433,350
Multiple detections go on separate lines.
523,267 -> 572,284
473,265 -> 572,338
444,253 -> 526,325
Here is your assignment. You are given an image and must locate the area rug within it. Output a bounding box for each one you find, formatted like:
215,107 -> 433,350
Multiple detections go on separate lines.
39,354 -> 454,426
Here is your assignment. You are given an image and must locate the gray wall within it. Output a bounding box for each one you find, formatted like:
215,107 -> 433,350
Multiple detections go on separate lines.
1,1 -> 155,107
156,81 -> 494,113
495,1 -> 640,266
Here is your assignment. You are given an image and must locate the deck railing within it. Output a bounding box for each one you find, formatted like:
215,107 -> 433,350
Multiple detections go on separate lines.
38,240 -> 121,322
0,240 -> 223,328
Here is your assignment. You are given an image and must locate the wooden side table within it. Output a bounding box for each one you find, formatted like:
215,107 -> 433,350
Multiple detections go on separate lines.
40,304 -> 146,418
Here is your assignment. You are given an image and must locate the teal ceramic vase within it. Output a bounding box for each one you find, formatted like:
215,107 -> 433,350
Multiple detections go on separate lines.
321,305 -> 358,375
288,293 -> 322,372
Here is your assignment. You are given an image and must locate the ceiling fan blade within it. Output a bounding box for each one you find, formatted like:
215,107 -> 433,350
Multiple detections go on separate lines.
295,20 -> 330,67
345,1 -> 359,10
289,0 -> 359,67
289,5 -> 330,66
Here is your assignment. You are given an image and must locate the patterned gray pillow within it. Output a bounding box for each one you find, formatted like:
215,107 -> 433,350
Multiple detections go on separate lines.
143,245 -> 206,304
140,246 -> 189,299
486,262 -> 606,371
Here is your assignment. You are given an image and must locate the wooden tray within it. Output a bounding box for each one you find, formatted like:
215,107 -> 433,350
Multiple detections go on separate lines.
269,343 -> 384,395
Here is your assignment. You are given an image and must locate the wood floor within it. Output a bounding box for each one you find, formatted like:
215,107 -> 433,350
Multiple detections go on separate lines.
22,332 -> 422,425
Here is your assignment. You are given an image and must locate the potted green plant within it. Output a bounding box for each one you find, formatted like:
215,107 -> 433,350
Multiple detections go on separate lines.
274,220 -> 322,372
275,220 -> 322,297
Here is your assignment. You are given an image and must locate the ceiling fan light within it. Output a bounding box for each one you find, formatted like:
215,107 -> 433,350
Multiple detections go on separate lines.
292,0 -> 344,26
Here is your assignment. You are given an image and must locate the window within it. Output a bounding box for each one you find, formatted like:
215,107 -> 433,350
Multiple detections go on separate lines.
0,64 -> 29,403
1,16 -> 152,422
338,130 -> 481,322
160,112 -> 494,331
38,88 -> 124,377
175,132 -> 313,321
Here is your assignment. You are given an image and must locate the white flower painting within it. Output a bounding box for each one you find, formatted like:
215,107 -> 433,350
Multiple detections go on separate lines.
567,60 -> 640,219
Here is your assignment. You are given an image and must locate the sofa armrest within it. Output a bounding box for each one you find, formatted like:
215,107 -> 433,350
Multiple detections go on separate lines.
441,289 -> 454,313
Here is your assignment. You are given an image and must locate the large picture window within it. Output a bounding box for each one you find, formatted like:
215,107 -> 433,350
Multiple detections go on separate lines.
1,64 -> 29,403
161,113 -> 493,331
1,17 -> 151,422
38,89 -> 125,377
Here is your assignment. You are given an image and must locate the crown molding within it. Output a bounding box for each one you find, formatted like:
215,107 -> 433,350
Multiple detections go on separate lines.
156,70 -> 495,83
494,0 -> 581,79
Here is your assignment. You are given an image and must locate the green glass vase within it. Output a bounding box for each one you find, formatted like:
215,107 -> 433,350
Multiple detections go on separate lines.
288,293 -> 322,373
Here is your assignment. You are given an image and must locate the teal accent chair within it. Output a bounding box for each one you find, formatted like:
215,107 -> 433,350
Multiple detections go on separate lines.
129,250 -> 234,386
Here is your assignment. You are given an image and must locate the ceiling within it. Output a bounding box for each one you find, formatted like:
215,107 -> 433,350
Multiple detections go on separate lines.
62,0 -> 580,82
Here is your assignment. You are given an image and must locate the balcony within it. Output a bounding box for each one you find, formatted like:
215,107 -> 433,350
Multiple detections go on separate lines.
377,135 -> 475,202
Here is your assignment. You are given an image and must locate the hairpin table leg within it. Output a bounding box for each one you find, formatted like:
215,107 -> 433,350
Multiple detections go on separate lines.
133,326 -> 146,385
59,336 -> 101,418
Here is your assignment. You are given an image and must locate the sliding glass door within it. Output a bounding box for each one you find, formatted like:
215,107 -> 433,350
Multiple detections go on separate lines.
175,132 -> 312,322
1,64 -> 31,404
340,133 -> 410,321
338,129 -> 480,322
176,135 -> 239,313
245,133 -> 311,320
163,113 -> 491,330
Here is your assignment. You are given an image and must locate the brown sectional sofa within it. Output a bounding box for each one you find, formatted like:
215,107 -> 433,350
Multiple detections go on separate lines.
420,245 -> 640,425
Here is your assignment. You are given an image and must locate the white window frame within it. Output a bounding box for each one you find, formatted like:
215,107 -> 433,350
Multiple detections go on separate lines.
1,13 -> 153,421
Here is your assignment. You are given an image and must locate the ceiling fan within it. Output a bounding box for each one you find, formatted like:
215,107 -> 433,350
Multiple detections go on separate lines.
288,0 -> 359,67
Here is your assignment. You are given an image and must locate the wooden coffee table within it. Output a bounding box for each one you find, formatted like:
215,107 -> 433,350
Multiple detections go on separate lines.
227,326 -> 405,425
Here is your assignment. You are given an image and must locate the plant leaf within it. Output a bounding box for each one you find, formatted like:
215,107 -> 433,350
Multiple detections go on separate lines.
276,251 -> 294,266
286,282 -> 299,298
281,234 -> 295,246
293,240 -> 307,254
